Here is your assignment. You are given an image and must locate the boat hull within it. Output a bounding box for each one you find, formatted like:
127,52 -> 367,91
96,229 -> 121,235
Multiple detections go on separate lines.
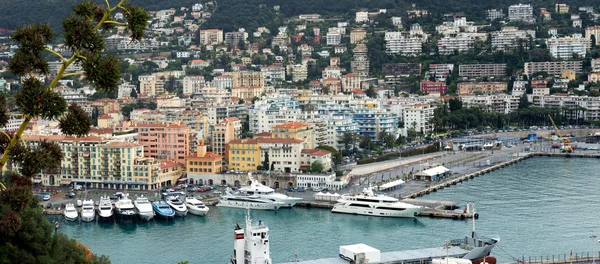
188,207 -> 209,216
137,211 -> 155,221
64,214 -> 78,221
115,209 -> 137,220
97,210 -> 113,219
217,200 -> 282,210
80,214 -> 95,222
173,210 -> 188,217
332,204 -> 424,218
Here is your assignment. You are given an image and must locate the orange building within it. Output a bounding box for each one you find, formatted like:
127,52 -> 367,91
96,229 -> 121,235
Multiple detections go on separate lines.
186,140 -> 223,174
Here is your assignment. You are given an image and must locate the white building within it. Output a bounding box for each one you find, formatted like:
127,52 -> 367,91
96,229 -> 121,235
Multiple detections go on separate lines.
491,27 -> 535,51
392,17 -> 403,28
437,36 -> 475,55
512,80 -> 527,97
356,11 -> 369,23
546,35 -> 590,60
508,4 -> 534,23
384,32 -> 422,56
326,32 -> 342,46
400,104 -> 434,136
460,94 -> 520,114
183,75 -> 205,96
117,82 -> 136,98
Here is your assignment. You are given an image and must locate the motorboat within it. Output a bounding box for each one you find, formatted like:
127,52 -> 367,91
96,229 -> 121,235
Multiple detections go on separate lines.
63,203 -> 78,221
238,173 -> 302,207
80,199 -> 95,222
185,197 -> 209,216
164,192 -> 188,217
217,189 -> 285,210
97,196 -> 114,220
114,193 -> 137,220
152,201 -> 175,218
134,195 -> 155,221
332,186 -> 425,217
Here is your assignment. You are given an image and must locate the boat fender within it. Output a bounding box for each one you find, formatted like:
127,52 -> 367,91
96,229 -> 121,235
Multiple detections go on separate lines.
474,213 -> 479,219
365,258 -> 369,263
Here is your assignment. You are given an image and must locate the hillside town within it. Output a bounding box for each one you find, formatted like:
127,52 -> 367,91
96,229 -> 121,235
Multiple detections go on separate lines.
1,1 -> 600,193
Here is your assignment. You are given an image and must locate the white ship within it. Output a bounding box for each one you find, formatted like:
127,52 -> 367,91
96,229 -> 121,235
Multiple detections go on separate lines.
231,209 -> 272,264
80,199 -> 95,222
238,173 -> 302,207
63,203 -> 78,221
134,195 -> 155,221
218,188 -> 284,210
97,196 -> 113,220
332,186 -> 425,217
114,193 -> 137,220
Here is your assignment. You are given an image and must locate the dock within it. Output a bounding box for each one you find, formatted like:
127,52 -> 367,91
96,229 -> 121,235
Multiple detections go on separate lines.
401,198 -> 459,210
280,245 -> 471,264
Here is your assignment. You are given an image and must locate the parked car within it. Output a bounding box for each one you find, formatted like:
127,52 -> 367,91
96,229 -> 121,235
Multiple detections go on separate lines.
66,192 -> 75,198
42,194 -> 50,201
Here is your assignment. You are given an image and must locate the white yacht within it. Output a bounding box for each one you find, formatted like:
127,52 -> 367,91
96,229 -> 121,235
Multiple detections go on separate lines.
164,193 -> 188,217
63,203 -> 78,221
217,189 -> 285,210
185,197 -> 209,216
80,199 -> 95,222
239,174 -> 303,207
134,195 -> 155,221
332,187 -> 425,218
114,193 -> 137,220
97,196 -> 113,220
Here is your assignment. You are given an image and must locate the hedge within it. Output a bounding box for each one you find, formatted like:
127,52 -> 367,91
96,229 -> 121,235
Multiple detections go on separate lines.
356,143 -> 441,165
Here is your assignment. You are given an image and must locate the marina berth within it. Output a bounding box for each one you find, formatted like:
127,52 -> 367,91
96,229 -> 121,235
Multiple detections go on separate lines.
163,192 -> 188,217
97,196 -> 114,220
332,186 -> 425,218
63,203 -> 78,221
134,195 -> 155,221
152,201 -> 175,218
80,199 -> 95,222
185,197 -> 209,216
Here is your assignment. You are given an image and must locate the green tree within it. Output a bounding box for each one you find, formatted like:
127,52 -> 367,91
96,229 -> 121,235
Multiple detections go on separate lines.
262,150 -> 270,171
518,93 -> 530,109
341,132 -> 356,151
0,1 -> 148,262
310,160 -> 324,172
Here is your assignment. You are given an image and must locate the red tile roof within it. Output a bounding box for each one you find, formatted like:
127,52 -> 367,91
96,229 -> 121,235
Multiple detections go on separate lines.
272,121 -> 309,129
257,138 -> 303,144
301,149 -> 331,156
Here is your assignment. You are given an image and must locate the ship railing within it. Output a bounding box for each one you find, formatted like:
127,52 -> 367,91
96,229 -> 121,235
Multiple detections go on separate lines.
519,251 -> 600,264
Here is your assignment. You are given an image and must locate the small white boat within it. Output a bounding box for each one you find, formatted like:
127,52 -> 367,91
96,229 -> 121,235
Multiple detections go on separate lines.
97,196 -> 113,220
185,197 -> 209,216
80,199 -> 95,222
164,193 -> 188,217
114,193 -> 137,220
64,203 -> 78,221
134,195 -> 155,221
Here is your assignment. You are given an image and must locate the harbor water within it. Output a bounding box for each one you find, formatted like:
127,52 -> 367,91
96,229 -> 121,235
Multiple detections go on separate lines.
50,157 -> 600,264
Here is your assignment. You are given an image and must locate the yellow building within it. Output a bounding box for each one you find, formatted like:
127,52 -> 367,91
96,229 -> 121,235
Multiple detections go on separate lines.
272,121 -> 314,149
186,140 -> 223,174
561,69 -> 576,81
350,29 -> 367,44
227,138 -> 261,171
211,117 -> 242,156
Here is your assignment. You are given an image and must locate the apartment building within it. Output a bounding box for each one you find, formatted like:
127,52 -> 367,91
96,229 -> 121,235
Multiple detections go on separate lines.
213,75 -> 233,89
232,71 -> 265,88
384,32 -> 422,56
186,141 -> 223,175
457,82 -> 508,95
459,64 -> 507,77
117,82 -> 136,99
420,81 -> 448,94
460,94 -> 520,114
199,29 -> 223,46
555,4 -> 569,13
487,9 -> 504,20
429,64 -> 454,82
546,36 -> 589,59
353,108 -> 399,140
508,4 -> 534,23
524,61 -> 583,75
491,27 -> 535,51
115,122 -> 195,164
231,86 -> 264,100
261,65 -> 286,85
182,75 -> 205,95
356,10 -> 369,23
341,74 -> 361,92
298,14 -> 321,22
257,138 -> 305,173
211,117 -> 242,156
585,26 -> 600,46
249,96 -> 304,133
350,29 -> 367,44
288,64 -> 308,82
531,95 -> 600,121
437,35 -> 475,55
138,75 -> 165,97
272,121 -> 314,149
401,103 -> 434,136
326,32 -> 342,46
299,149 -> 332,171
351,44 -> 370,77
224,31 -> 248,46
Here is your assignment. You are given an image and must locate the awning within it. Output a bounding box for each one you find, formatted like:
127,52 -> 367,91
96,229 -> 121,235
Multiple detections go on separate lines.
61,179 -> 72,185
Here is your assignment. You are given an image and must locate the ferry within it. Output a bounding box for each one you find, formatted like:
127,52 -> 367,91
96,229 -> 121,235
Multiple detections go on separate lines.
331,186 -> 425,217
238,173 -> 303,207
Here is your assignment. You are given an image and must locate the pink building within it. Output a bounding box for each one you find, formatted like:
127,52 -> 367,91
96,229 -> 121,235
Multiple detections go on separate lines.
115,121 -> 195,164
420,81 -> 448,95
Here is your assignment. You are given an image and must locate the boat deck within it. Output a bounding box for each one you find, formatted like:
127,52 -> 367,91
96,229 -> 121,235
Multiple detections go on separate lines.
401,198 -> 460,210
280,245 -> 470,264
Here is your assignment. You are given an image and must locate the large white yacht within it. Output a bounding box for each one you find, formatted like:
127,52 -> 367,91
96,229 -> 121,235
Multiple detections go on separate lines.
97,196 -> 113,220
114,193 -> 137,220
80,199 -> 95,222
332,186 -> 425,217
239,174 -> 302,207
185,197 -> 209,216
134,195 -> 155,221
164,193 -> 188,217
63,203 -> 78,221
217,189 -> 284,210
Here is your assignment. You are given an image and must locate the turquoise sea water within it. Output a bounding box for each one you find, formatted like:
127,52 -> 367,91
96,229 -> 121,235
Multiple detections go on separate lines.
50,157 -> 600,264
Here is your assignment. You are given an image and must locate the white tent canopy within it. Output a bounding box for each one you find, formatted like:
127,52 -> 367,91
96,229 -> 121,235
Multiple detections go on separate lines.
414,166 -> 450,177
379,179 -> 405,189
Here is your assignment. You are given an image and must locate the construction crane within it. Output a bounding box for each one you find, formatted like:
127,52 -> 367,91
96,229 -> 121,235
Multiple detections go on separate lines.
547,114 -> 572,153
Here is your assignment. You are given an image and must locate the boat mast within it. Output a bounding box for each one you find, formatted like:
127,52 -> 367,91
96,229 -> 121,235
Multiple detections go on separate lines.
471,203 -> 476,238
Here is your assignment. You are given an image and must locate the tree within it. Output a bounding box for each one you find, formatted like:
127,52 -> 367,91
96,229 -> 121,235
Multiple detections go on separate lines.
518,93 -> 530,109
341,132 -> 356,151
310,161 -> 324,172
262,150 -> 270,171
0,1 -> 148,262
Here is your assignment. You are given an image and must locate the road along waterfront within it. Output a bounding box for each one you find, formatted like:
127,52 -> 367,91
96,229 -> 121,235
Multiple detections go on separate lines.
48,157 -> 600,264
